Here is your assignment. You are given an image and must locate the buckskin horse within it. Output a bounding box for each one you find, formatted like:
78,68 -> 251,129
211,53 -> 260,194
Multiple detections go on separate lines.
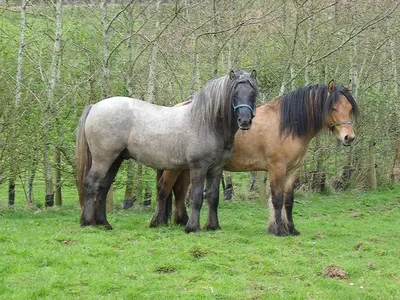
76,70 -> 258,231
153,80 -> 358,236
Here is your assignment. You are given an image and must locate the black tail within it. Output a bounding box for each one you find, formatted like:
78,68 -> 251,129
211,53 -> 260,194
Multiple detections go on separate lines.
156,169 -> 173,221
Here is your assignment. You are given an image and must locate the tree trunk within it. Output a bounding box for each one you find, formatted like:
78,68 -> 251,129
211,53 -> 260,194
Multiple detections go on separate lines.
8,182 -> 15,206
101,0 -> 110,99
106,184 -> 114,212
393,139 -> 400,182
15,0 -> 26,108
100,0 -> 113,208
44,0 -> 62,207
123,159 -> 135,209
28,173 -> 35,203
9,0 -> 27,206
54,147 -> 62,206
191,37 -> 201,95
390,36 -> 400,182
304,0 -> 314,85
212,0 -> 218,77
146,0 -> 160,103
143,186 -> 152,207
280,1 -> 301,95
135,163 -> 143,203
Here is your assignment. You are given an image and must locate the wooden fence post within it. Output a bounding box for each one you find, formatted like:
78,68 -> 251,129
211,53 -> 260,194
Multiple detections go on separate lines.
369,140 -> 377,190
106,184 -> 113,213
258,171 -> 268,207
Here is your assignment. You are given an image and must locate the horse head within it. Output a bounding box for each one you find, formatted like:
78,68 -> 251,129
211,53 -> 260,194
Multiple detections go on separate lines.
230,69 -> 258,130
326,80 -> 358,146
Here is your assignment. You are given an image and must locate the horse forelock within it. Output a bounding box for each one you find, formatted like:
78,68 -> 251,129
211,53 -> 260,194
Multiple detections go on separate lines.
279,83 -> 356,138
339,86 -> 359,119
190,71 -> 257,141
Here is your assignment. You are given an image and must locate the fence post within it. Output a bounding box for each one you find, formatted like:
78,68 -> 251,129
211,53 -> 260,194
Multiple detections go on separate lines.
258,171 -> 268,207
369,140 -> 377,190
223,174 -> 233,201
106,184 -> 113,212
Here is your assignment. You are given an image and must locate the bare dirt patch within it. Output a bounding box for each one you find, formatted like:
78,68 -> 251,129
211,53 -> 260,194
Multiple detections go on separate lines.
323,265 -> 348,279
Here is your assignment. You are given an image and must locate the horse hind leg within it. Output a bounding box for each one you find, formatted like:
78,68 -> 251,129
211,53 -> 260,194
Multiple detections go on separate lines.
80,156 -> 122,229
95,156 -> 124,230
149,170 -> 180,227
173,170 -> 190,226
80,169 -> 98,227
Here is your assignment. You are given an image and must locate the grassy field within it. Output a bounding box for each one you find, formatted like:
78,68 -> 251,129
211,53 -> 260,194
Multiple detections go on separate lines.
0,186 -> 399,299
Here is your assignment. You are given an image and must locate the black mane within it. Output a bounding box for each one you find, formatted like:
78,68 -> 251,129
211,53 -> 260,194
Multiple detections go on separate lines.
278,84 -> 358,138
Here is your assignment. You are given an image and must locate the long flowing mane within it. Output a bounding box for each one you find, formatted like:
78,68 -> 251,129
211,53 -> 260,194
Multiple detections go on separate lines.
278,84 -> 359,138
189,70 -> 258,141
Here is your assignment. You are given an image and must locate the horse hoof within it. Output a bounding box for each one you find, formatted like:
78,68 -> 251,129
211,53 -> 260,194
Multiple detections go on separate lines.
149,216 -> 168,228
184,224 -> 201,233
80,218 -> 96,227
290,229 -> 300,236
149,219 -> 158,228
204,224 -> 221,231
174,215 -> 189,226
267,225 -> 289,237
104,224 -> 113,230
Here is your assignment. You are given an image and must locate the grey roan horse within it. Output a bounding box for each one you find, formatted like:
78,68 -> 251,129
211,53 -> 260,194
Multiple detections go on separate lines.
76,70 -> 258,232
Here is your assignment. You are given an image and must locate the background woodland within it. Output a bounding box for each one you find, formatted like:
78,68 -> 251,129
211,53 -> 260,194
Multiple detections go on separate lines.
1,0 -> 399,206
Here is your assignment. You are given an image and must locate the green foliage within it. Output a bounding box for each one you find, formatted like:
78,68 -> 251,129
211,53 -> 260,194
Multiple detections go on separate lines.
0,1 -> 399,202
0,186 -> 399,298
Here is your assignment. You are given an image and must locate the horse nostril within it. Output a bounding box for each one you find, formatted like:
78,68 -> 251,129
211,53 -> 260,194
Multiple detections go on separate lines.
345,135 -> 355,143
238,118 -> 242,122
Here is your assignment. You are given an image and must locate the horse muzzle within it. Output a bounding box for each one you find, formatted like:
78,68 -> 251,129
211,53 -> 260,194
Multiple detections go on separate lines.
330,121 -> 355,146
238,118 -> 252,130
233,103 -> 255,131
342,133 -> 355,146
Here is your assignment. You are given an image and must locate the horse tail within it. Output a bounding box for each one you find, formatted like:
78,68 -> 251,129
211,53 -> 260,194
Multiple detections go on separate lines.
76,105 -> 93,209
156,169 -> 173,221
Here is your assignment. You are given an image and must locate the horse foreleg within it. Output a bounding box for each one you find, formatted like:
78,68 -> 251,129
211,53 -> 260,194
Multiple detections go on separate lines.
150,170 -> 180,227
204,169 -> 222,231
267,168 -> 288,236
185,168 -> 206,233
173,170 -> 190,226
283,174 -> 300,235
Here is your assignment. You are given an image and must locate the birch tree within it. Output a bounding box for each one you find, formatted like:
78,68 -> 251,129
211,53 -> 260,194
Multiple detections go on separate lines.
8,0 -> 27,205
43,0 -> 62,207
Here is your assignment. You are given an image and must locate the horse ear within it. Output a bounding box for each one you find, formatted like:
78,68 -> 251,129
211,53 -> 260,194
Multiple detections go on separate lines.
229,70 -> 236,80
251,69 -> 257,79
344,79 -> 352,91
328,79 -> 335,93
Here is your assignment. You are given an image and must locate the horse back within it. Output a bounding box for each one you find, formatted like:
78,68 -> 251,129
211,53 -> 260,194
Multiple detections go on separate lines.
85,97 -> 193,169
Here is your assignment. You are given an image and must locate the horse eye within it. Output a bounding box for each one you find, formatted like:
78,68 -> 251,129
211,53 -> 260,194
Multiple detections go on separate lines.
332,107 -> 337,111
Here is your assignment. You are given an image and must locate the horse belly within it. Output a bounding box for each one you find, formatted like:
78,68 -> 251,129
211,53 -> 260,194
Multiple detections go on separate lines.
128,129 -> 188,170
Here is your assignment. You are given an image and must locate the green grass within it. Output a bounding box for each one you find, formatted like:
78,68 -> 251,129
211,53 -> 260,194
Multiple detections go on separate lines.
0,186 -> 399,299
